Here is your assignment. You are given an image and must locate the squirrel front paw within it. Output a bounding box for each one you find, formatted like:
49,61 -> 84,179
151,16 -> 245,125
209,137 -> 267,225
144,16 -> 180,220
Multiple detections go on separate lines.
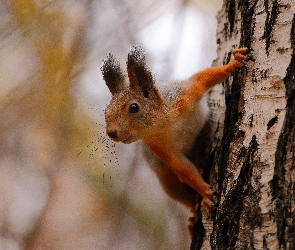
201,197 -> 214,212
227,47 -> 248,72
200,188 -> 215,212
232,47 -> 248,61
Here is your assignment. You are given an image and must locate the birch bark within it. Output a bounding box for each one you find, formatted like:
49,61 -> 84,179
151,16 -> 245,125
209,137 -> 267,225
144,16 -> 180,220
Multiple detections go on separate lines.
191,1 -> 295,249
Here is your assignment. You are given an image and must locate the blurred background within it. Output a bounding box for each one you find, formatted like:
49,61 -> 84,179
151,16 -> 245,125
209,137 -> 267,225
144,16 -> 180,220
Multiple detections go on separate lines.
0,0 -> 222,249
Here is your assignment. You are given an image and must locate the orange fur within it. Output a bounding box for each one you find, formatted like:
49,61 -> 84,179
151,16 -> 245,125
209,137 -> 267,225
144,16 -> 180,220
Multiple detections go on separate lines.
101,47 -> 248,234
176,48 -> 247,115
144,48 -> 247,211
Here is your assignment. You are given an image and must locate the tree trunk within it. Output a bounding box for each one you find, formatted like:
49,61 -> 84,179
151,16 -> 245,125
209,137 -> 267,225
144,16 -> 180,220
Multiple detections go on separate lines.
191,1 -> 295,249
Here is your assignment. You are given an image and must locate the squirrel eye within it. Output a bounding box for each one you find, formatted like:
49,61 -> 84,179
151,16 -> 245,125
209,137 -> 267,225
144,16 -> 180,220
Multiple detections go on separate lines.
129,103 -> 140,113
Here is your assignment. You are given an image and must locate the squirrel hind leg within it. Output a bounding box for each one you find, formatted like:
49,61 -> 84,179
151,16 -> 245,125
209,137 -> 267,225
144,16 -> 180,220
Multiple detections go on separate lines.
188,216 -> 195,238
148,160 -> 197,211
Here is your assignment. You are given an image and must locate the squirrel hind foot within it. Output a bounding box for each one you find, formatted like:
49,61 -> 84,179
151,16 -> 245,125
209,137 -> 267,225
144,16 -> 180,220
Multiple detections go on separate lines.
188,216 -> 195,238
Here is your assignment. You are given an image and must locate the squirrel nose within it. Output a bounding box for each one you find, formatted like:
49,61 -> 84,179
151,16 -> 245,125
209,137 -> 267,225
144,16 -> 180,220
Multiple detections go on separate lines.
106,129 -> 117,139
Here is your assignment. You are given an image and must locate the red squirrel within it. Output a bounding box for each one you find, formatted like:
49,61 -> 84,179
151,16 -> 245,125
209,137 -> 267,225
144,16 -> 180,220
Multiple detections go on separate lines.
101,45 -> 247,227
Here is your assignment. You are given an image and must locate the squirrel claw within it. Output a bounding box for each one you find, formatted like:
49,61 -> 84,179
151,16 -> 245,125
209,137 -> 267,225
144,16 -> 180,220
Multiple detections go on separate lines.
201,188 -> 215,212
234,53 -> 247,62
228,47 -> 248,72
232,47 -> 248,63
232,47 -> 247,56
201,197 -> 214,212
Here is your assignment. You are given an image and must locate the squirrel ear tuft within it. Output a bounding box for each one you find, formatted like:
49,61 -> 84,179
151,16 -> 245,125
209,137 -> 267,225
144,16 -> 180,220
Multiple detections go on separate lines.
101,53 -> 126,95
127,45 -> 146,69
127,46 -> 161,100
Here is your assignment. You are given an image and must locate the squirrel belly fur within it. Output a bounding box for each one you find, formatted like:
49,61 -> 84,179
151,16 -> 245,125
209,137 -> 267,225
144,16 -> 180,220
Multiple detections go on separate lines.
101,46 -> 247,232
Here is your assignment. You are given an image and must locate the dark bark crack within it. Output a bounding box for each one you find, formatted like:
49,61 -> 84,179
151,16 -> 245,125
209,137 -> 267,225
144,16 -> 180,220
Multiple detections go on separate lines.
211,135 -> 260,250
226,0 -> 236,36
267,116 -> 278,130
263,0 -> 279,54
272,13 -> 295,249
240,0 -> 258,47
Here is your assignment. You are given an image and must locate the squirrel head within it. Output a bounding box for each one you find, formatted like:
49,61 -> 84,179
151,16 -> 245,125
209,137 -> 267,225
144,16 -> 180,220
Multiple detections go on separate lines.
101,46 -> 164,144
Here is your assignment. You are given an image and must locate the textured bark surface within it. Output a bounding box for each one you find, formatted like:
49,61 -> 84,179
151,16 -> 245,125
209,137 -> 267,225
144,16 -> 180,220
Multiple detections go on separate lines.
191,1 -> 295,249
